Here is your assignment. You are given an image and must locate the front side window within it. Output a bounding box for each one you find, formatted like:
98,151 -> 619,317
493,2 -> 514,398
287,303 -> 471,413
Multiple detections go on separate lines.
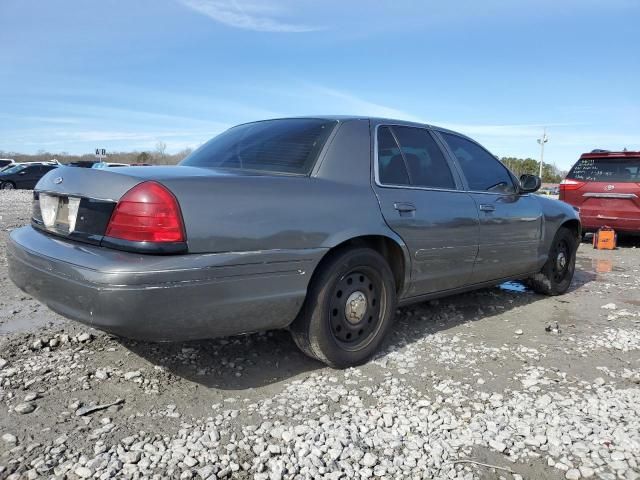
181,118 -> 337,175
440,133 -> 516,193
2,164 -> 26,174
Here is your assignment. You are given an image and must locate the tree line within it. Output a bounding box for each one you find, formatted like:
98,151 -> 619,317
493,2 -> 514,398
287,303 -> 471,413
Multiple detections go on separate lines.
500,157 -> 566,184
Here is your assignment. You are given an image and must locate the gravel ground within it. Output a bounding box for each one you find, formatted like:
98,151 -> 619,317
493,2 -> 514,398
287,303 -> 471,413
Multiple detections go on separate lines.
1,189 -> 639,480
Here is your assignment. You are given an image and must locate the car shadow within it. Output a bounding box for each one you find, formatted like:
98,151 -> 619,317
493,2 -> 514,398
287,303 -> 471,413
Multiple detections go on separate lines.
120,264 -> 597,391
617,235 -> 640,248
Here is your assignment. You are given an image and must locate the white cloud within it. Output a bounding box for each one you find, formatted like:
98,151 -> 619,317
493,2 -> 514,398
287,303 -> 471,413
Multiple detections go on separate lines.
304,85 -> 426,123
177,0 -> 321,32
438,123 -> 576,139
299,85 -> 578,139
275,84 -> 640,169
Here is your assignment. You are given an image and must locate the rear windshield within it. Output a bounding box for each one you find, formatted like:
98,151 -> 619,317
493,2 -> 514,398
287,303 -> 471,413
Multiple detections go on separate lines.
568,157 -> 640,182
181,118 -> 337,175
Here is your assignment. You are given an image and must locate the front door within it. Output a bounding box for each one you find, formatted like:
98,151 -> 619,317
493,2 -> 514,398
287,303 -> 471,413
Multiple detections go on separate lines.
372,125 -> 480,297
437,132 -> 543,282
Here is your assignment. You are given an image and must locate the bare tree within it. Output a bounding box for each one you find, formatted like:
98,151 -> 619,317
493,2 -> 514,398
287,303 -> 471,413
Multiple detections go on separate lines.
155,140 -> 167,164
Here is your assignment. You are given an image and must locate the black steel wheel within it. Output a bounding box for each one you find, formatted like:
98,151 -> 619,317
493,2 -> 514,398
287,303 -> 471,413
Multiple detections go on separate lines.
290,247 -> 397,368
552,238 -> 571,284
528,227 -> 578,295
328,268 -> 384,351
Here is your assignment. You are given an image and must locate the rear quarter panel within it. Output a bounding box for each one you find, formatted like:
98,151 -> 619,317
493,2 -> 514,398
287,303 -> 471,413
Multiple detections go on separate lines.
163,120 -> 401,254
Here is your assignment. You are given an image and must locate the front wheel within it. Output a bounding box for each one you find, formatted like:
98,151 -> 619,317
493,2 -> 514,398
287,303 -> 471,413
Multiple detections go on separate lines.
528,227 -> 578,295
290,247 -> 397,368
1,182 -> 15,190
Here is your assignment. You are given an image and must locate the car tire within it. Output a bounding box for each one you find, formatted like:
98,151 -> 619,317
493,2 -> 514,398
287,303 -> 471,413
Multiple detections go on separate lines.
528,227 -> 578,295
1,181 -> 15,190
290,247 -> 397,368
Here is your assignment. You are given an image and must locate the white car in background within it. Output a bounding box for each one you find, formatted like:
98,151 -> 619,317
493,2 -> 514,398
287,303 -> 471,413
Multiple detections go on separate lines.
0,159 -> 16,171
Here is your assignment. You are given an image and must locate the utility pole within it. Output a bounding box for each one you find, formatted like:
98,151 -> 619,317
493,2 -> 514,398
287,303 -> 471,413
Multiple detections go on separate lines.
537,128 -> 548,180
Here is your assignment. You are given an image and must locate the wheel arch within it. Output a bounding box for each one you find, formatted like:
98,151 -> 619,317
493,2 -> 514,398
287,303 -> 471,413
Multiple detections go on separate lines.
311,234 -> 411,297
560,219 -> 582,239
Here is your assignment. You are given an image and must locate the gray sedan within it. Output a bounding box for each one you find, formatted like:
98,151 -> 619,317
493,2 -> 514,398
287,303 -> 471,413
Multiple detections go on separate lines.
7,117 -> 580,367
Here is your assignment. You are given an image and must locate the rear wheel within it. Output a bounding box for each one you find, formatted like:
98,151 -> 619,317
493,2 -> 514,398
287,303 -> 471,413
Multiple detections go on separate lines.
290,247 -> 397,368
528,227 -> 578,295
1,181 -> 15,190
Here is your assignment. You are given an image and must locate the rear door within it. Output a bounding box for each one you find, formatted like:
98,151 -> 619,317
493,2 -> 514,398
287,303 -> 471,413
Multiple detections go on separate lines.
371,124 -> 480,296
437,131 -> 543,283
562,157 -> 640,231
27,166 -> 52,189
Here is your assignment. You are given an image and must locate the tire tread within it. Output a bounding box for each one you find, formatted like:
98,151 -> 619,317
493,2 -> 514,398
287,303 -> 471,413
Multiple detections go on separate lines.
290,247 -> 396,368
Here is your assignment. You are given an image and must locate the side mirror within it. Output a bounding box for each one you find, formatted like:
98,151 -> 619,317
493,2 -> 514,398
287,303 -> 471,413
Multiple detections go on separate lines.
519,174 -> 541,193
18,170 -> 27,175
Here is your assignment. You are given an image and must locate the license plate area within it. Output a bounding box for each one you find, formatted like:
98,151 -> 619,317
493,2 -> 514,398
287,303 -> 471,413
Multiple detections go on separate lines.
39,193 -> 81,234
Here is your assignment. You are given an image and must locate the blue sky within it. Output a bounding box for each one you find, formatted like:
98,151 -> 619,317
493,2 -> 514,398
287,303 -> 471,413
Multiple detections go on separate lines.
0,0 -> 638,169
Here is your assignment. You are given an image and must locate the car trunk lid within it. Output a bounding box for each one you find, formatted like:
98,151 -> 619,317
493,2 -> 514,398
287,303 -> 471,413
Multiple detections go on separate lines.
32,165 -> 265,249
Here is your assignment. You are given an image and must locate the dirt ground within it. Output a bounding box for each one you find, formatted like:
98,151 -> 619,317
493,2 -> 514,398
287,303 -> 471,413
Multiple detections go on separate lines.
0,190 -> 638,480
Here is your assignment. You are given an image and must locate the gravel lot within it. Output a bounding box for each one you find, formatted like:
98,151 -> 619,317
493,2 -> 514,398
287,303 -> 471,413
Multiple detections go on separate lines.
1,190 -> 639,480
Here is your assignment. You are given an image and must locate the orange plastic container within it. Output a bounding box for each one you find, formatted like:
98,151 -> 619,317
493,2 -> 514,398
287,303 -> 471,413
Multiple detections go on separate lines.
593,227 -> 617,250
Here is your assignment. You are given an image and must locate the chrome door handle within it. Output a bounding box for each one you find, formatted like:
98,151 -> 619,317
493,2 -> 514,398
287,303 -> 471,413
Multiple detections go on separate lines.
393,202 -> 416,213
479,204 -> 495,212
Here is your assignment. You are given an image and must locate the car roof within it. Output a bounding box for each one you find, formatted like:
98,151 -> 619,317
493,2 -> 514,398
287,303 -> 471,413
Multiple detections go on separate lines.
580,150 -> 640,159
232,115 -> 471,139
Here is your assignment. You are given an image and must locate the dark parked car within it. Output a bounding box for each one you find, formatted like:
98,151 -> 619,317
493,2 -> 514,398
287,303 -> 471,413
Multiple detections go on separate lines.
560,150 -> 640,234
0,163 -> 59,190
7,117 -> 581,367
68,160 -> 100,168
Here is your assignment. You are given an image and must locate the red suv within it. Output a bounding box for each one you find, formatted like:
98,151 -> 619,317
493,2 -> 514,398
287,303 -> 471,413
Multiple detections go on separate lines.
560,150 -> 640,234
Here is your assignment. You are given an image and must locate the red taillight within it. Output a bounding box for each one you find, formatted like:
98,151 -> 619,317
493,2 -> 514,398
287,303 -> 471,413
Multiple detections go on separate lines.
106,181 -> 185,243
559,178 -> 587,191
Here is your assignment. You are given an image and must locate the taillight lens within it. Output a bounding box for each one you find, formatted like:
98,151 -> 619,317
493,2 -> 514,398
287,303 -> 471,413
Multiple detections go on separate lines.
559,178 -> 586,191
106,181 -> 185,243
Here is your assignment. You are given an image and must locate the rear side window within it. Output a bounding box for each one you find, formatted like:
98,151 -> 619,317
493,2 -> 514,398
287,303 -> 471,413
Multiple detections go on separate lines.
440,133 -> 516,194
377,126 -> 410,185
181,118 -> 337,175
568,157 -> 640,182
392,126 -> 455,189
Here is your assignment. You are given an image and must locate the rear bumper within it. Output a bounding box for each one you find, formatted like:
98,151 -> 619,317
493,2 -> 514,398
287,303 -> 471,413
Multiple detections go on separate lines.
580,215 -> 640,234
7,226 -> 325,341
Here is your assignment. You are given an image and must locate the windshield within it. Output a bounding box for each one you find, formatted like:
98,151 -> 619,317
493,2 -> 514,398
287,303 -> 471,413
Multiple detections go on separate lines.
181,118 -> 337,175
568,157 -> 640,182
1,164 -> 27,174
